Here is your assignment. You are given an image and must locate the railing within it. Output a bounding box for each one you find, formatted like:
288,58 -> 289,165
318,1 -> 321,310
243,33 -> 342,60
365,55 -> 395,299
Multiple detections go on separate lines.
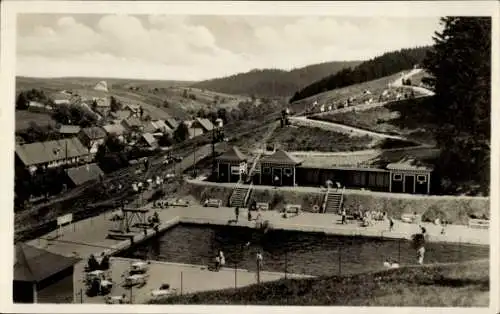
321,186 -> 330,214
243,182 -> 253,208
339,187 -> 345,211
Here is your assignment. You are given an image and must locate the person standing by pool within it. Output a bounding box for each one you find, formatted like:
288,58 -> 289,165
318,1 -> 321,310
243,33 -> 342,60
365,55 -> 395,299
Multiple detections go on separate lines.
214,254 -> 221,271
235,207 -> 240,222
256,250 -> 263,283
417,246 -> 426,265
219,250 -> 226,268
389,217 -> 394,231
341,208 -> 347,224
248,209 -> 252,221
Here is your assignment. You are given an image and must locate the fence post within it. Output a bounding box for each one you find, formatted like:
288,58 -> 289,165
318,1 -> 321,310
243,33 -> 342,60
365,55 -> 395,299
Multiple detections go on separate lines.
180,271 -> 183,295
398,239 -> 401,263
80,288 -> 83,303
257,260 -> 261,284
234,263 -> 237,288
338,247 -> 341,276
458,237 -> 461,261
285,250 -> 288,279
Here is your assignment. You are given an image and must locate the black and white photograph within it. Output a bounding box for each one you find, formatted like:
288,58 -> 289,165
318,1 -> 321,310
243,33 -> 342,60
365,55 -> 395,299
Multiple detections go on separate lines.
1,0 -> 498,312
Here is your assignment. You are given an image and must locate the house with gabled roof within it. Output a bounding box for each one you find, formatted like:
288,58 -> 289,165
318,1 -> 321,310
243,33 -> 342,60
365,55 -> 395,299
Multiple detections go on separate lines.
256,150 -> 303,186
164,118 -> 179,130
78,126 -> 107,154
14,244 -> 80,303
138,133 -> 158,150
58,125 -> 81,137
121,117 -> 144,133
65,163 -> 104,187
216,146 -> 248,183
192,117 -> 215,133
15,137 -> 90,174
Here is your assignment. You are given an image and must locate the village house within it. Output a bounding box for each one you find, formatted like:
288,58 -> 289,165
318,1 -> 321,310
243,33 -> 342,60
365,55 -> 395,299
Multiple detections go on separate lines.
109,109 -> 131,121
102,123 -> 127,142
164,117 -> 179,130
143,120 -> 173,135
192,117 -> 215,133
14,244 -> 79,303
15,137 -> 90,175
138,133 -> 159,150
92,97 -> 111,117
65,163 -> 104,188
57,125 -> 81,137
78,126 -> 107,155
124,104 -> 142,118
121,117 -> 144,135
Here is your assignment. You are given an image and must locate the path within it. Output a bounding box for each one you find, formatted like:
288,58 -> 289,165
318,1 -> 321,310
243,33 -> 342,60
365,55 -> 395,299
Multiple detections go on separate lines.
390,69 -> 435,96
289,116 -> 409,140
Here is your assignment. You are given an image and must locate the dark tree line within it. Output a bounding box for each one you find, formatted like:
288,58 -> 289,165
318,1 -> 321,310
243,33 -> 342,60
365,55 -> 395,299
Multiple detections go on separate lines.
16,89 -> 54,109
191,61 -> 361,98
289,47 -> 430,103
423,17 -> 491,195
52,104 -> 98,127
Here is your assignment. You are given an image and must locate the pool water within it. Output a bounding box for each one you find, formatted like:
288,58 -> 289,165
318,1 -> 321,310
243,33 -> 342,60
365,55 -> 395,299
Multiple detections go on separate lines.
118,223 -> 489,276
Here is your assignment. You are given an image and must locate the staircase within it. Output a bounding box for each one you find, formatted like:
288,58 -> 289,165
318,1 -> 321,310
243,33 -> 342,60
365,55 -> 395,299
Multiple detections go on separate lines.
230,185 -> 251,208
323,188 -> 344,213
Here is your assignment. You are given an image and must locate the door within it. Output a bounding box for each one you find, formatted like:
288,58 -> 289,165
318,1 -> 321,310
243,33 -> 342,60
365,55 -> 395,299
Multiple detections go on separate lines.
272,168 -> 282,186
404,175 -> 415,194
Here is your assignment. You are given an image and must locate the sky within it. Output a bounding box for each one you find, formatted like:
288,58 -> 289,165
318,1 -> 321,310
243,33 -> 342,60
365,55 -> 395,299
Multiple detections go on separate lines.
16,14 -> 442,81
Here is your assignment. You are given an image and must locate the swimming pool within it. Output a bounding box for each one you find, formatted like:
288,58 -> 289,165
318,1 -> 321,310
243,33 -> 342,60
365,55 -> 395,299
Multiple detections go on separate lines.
118,223 -> 489,276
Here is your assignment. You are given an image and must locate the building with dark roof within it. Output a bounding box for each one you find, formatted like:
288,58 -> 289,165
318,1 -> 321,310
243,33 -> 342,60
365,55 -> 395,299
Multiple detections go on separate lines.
193,118 -> 215,132
164,118 -> 179,130
14,244 -> 80,303
138,133 -> 158,149
216,146 -> 248,183
15,138 -> 91,174
79,126 -> 107,154
121,117 -> 144,133
225,146 -> 437,194
256,150 -> 303,186
65,163 -> 104,187
58,125 -> 81,136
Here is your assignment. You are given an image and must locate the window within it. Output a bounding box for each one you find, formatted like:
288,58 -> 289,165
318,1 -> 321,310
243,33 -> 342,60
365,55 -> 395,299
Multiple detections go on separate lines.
284,167 -> 293,176
417,175 -> 427,183
231,166 -> 240,175
263,167 -> 271,174
393,174 -> 402,181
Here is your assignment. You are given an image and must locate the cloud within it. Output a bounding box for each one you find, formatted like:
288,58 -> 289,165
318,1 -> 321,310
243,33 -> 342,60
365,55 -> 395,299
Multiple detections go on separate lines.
16,14 -> 440,80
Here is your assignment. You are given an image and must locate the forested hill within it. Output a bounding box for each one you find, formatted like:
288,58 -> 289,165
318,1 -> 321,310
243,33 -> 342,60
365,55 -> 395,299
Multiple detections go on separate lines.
289,46 -> 430,103
191,61 -> 361,98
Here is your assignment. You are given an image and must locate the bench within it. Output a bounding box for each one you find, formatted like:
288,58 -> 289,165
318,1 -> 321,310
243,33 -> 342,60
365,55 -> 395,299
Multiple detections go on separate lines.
401,213 -> 421,224
468,219 -> 489,229
256,202 -> 269,211
204,199 -> 222,208
284,204 -> 301,215
166,198 -> 189,207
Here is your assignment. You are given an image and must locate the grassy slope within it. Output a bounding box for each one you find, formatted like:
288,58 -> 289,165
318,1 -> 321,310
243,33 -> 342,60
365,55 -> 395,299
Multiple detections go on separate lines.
267,126 -> 417,152
290,72 -> 405,110
152,260 -> 489,306
15,76 -> 250,122
311,97 -> 437,146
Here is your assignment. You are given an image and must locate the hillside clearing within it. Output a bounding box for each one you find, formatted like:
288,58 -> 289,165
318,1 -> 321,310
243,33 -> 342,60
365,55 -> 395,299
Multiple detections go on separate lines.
151,259 -> 489,306
310,96 -> 437,146
267,126 -> 418,152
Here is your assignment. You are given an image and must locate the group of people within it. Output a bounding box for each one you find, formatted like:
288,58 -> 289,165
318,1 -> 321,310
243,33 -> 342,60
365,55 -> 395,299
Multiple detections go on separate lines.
234,207 -> 263,224
213,249 -> 264,272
